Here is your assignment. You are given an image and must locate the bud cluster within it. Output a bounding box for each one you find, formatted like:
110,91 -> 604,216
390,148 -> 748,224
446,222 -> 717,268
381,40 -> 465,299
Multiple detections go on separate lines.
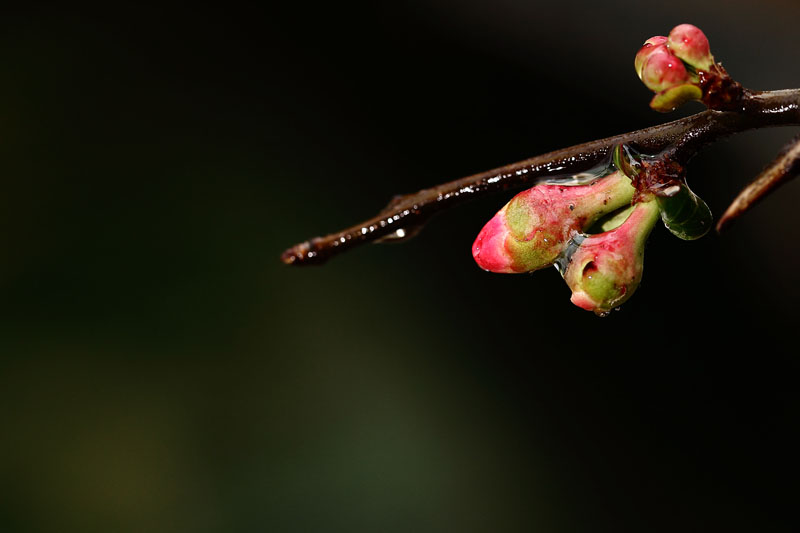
635,24 -> 716,112
472,168 -> 664,315
469,24 -> 730,314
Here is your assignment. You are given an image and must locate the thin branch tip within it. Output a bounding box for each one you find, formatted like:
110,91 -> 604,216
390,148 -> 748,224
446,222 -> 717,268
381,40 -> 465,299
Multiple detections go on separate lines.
281,239 -> 326,266
716,133 -> 800,232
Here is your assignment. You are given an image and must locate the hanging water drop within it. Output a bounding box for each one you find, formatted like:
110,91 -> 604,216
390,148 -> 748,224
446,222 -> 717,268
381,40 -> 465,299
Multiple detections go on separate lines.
553,233 -> 586,277
374,224 -> 425,243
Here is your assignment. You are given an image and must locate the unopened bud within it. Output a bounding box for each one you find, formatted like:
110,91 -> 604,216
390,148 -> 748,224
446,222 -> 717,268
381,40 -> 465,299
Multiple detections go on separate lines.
668,23 -> 714,71
634,24 -> 722,112
563,199 -> 660,315
634,36 -> 668,79
639,47 -> 693,93
472,171 -> 635,273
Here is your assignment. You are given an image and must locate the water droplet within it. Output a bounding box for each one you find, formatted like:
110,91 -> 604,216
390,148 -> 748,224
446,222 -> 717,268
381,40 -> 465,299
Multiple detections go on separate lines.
553,233 -> 586,277
541,154 -> 617,186
375,223 -> 424,244
612,143 -> 644,179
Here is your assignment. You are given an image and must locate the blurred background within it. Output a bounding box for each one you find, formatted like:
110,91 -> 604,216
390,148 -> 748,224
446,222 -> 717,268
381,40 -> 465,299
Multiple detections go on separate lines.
1,1 -> 799,532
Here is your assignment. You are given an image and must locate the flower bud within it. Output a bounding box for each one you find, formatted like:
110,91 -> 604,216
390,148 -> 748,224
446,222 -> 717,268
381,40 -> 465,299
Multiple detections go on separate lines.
472,171 -> 635,273
640,47 -> 692,93
667,23 -> 714,71
634,26 -> 720,112
563,199 -> 660,315
634,36 -> 668,79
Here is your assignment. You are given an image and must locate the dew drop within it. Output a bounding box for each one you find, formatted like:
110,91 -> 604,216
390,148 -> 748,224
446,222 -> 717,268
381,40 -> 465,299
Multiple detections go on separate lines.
374,224 -> 424,244
553,233 -> 586,277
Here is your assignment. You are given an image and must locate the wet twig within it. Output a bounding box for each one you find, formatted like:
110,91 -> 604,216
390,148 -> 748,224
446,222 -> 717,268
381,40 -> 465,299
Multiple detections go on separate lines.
281,89 -> 800,266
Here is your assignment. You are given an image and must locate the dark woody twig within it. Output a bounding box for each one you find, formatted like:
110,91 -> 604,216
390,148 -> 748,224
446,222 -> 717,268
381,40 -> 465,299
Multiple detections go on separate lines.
716,133 -> 800,232
281,89 -> 800,266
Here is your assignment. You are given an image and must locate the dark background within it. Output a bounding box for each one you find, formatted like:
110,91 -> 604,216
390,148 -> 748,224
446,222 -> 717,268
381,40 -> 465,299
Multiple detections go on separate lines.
1,1 -> 799,532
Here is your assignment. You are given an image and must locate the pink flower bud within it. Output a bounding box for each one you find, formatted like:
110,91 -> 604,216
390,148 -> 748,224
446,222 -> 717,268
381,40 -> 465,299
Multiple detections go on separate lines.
640,47 -> 692,93
634,36 -> 668,79
668,24 -> 714,71
563,199 -> 660,315
472,171 -> 635,273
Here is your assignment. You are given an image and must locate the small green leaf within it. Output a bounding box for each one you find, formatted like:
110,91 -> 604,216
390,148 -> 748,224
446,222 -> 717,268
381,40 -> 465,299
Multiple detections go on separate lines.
657,183 -> 713,240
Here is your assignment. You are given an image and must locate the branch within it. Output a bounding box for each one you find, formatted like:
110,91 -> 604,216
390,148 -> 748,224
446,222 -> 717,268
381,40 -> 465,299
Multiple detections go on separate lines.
716,132 -> 800,232
281,89 -> 800,266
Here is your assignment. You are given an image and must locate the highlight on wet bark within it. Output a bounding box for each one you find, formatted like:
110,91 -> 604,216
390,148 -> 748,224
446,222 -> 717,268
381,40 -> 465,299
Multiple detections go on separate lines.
717,134 -> 800,232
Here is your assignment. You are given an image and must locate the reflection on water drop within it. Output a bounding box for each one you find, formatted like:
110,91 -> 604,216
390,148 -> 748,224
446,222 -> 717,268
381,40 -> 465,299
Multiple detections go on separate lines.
553,233 -> 586,276
612,143 -> 645,179
661,185 -> 681,196
541,153 -> 618,186
374,224 -> 424,244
